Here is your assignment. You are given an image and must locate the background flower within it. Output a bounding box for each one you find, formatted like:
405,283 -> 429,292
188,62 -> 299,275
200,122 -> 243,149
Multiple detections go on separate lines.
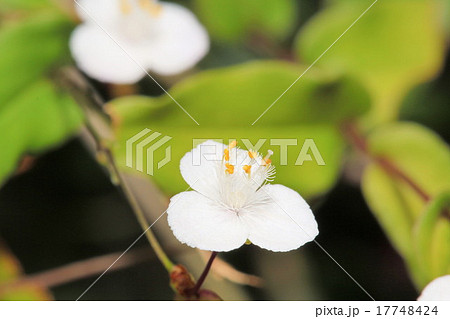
418,275 -> 450,301
70,0 -> 209,83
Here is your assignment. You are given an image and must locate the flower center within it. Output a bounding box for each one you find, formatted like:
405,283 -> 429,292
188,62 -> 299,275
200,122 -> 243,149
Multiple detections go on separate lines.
217,141 -> 276,210
117,0 -> 162,43
120,0 -> 162,16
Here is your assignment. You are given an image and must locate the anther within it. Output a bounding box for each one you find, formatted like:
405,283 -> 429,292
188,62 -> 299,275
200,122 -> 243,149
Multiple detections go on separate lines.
139,0 -> 162,16
225,163 -> 234,174
228,140 -> 237,149
223,148 -> 230,161
243,165 -> 251,175
263,150 -> 273,166
248,150 -> 258,159
120,0 -> 132,14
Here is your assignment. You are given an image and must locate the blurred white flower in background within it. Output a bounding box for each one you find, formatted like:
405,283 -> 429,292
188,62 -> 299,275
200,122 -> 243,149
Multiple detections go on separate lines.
70,0 -> 209,84
167,140 -> 319,252
418,275 -> 450,301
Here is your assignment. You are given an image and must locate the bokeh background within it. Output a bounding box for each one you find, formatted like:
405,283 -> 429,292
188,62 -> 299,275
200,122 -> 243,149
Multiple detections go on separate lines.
0,0 -> 449,300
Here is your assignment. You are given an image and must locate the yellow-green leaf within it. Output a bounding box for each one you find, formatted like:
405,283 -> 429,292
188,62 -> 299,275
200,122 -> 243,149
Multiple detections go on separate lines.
414,192 -> 450,288
362,122 -> 450,288
109,61 -> 369,197
0,81 -> 83,186
295,0 -> 446,125
0,244 -> 52,300
0,13 -> 73,107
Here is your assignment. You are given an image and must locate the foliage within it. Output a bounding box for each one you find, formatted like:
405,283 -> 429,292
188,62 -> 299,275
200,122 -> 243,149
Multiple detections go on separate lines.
193,0 -> 297,43
0,7 -> 83,186
0,244 -> 52,300
362,123 -> 450,288
0,80 -> 83,186
108,61 -> 370,198
296,0 -> 446,125
0,0 -> 449,299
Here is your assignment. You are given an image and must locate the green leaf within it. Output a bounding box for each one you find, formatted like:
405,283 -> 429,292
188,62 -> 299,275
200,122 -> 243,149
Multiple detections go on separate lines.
0,13 -> 74,107
112,61 -> 370,127
367,122 -> 450,204
108,61 -> 367,197
193,0 -> 297,42
0,243 -> 52,300
362,164 -> 415,258
362,122 -> 450,287
443,0 -> 450,38
0,80 -> 84,186
414,192 -> 450,288
295,0 -> 446,125
0,0 -> 53,11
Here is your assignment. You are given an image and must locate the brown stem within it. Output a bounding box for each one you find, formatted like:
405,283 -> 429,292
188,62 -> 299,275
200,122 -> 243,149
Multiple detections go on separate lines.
0,249 -> 149,294
190,252 -> 218,296
108,83 -> 138,98
247,32 -> 296,62
342,122 -> 431,202
197,250 -> 264,288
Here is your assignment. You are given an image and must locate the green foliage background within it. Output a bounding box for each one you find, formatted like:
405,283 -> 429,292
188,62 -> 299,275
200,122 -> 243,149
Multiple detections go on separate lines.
0,0 -> 448,300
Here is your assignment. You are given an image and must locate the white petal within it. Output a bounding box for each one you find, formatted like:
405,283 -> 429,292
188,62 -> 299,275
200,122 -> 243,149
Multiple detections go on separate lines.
74,0 -> 121,25
242,184 -> 319,252
418,275 -> 450,301
70,24 -> 146,84
179,140 -> 226,199
167,191 -> 248,252
145,2 -> 209,75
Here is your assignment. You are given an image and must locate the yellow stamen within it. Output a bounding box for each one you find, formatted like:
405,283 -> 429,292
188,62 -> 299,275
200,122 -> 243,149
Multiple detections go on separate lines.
228,140 -> 237,150
263,150 -> 273,166
225,163 -> 234,174
248,150 -> 258,159
243,165 -> 251,175
139,0 -> 162,16
223,148 -> 230,161
120,0 -> 132,14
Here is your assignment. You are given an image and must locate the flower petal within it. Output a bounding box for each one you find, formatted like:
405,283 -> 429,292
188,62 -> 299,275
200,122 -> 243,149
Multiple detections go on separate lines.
242,184 -> 319,252
74,0 -> 121,25
418,275 -> 450,301
179,140 -> 226,199
167,191 -> 248,252
144,2 -> 209,75
70,24 -> 146,84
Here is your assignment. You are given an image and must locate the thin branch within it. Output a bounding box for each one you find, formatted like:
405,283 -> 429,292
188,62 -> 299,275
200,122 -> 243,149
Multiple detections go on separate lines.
190,251 -> 218,296
54,67 -> 174,272
198,250 -> 263,288
0,248 -> 149,294
342,122 -> 431,202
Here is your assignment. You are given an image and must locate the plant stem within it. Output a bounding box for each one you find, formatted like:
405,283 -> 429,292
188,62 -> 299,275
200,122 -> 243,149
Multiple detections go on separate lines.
191,251 -> 218,295
102,148 -> 174,271
342,122 -> 431,202
0,248 -> 149,294
56,67 -> 174,272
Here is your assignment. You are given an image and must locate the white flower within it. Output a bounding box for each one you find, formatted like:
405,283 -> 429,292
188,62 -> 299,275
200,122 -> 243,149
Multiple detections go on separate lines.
167,140 -> 319,252
70,0 -> 209,84
418,275 -> 450,301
